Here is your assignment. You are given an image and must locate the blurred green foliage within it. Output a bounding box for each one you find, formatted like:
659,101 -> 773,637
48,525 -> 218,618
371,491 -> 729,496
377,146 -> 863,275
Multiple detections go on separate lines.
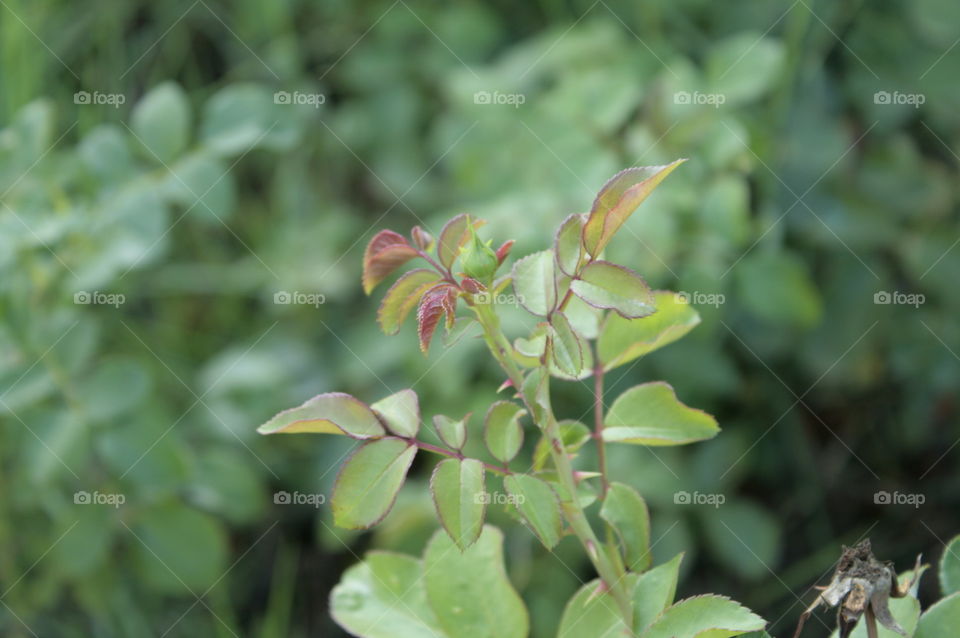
1,0 -> 958,636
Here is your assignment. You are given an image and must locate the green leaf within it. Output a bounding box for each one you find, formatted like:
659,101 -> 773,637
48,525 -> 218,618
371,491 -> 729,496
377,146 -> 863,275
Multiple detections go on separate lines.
512,250 -> 557,316
533,420 -> 591,471
503,474 -> 563,549
257,392 -> 386,438
433,413 -> 468,451
332,437 -> 417,529
643,595 -> 765,638
600,482 -> 651,572
939,534 -> 960,597
430,458 -> 486,550
424,525 -> 528,638
378,269 -> 443,335
549,312 -> 584,377
598,291 -> 701,371
604,382 -> 719,446
916,592 -> 960,638
564,294 -> 604,340
330,551 -> 446,638
131,82 -> 190,164
555,213 -> 586,276
132,503 -> 228,595
484,401 -> 526,463
371,389 -> 420,437
582,160 -> 686,256
570,261 -> 655,319
633,554 -> 683,631
557,577 -> 632,638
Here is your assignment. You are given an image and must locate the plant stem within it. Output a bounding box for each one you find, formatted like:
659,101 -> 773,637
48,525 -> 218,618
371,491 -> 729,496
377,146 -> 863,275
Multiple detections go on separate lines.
593,351 -> 610,498
471,302 -> 634,629
410,439 -> 511,476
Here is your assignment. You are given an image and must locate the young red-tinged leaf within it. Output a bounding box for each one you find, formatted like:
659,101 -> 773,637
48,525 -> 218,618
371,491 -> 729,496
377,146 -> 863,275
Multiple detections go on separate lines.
604,382 -> 719,446
484,401 -> 526,463
600,482 -> 652,572
332,437 -> 417,529
417,284 -> 458,354
410,225 -> 434,251
582,159 -> 686,257
555,213 -> 586,276
433,413 -> 469,450
495,239 -> 515,265
430,458 -> 486,550
363,230 -> 419,294
377,269 -> 442,335
570,261 -> 655,319
437,213 -> 485,269
370,389 -> 420,438
460,277 -> 484,294
257,392 -> 385,439
503,474 -> 563,549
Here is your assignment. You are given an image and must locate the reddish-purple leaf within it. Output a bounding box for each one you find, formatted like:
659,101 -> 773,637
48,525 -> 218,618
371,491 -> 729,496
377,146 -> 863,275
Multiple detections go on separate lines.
377,269 -> 442,335
417,284 -> 458,354
411,225 -> 434,251
362,229 -> 419,294
495,240 -> 515,265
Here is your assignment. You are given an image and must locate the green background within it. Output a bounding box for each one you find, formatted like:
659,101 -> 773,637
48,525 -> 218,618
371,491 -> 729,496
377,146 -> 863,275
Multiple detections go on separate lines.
1,0 -> 958,635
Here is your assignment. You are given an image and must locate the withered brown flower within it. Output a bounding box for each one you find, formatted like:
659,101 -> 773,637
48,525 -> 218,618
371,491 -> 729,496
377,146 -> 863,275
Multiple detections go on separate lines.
793,540 -> 922,638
